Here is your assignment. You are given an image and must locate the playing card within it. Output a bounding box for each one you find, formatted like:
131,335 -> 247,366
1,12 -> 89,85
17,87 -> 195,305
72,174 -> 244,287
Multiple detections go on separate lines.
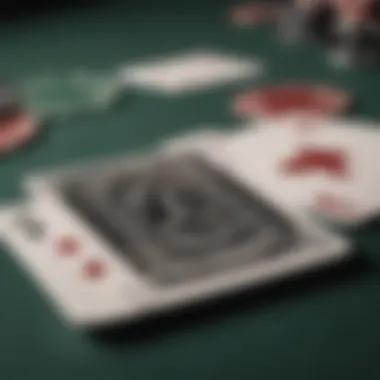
0,201 -> 148,327
24,127 -> 234,199
211,120 -> 332,212
285,118 -> 380,224
15,145 -> 349,328
230,116 -> 380,224
120,50 -> 262,94
160,127 -> 231,155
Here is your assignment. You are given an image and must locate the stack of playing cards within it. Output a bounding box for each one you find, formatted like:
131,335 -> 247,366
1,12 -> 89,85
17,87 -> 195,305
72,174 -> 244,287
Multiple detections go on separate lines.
3,114 -> 375,330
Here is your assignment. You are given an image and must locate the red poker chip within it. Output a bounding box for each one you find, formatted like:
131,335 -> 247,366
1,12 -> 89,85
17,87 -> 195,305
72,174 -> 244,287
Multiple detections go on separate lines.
230,2 -> 281,27
0,112 -> 40,155
234,85 -> 351,119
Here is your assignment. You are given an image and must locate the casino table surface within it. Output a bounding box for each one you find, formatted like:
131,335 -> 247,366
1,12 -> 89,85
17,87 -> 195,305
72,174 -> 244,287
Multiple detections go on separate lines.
1,1 -> 380,379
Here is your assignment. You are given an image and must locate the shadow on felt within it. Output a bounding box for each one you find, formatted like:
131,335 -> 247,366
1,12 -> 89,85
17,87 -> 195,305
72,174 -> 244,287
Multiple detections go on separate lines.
91,250 -> 371,347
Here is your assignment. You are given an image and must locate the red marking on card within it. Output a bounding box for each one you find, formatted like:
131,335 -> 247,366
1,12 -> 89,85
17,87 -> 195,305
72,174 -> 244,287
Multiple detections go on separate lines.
56,236 -> 80,257
314,193 -> 360,220
282,147 -> 349,178
83,260 -> 105,279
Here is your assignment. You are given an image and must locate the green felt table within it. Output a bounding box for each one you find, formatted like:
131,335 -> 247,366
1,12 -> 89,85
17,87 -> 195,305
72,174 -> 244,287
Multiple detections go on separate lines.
1,1 -> 380,379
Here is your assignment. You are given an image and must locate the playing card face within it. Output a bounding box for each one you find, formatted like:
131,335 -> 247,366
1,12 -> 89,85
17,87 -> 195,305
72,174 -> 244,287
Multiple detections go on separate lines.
0,201 -> 151,327
212,120 -> 332,212
16,144 -> 350,328
230,116 -> 380,224
287,118 -> 380,224
120,50 -> 262,94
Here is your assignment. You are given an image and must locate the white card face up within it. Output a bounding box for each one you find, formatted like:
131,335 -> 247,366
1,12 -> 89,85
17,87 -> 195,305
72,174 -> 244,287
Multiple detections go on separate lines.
211,120 -> 331,212
289,118 -> 380,224
222,116 -> 380,224
16,145 -> 349,328
159,127 -> 231,155
120,50 -> 263,94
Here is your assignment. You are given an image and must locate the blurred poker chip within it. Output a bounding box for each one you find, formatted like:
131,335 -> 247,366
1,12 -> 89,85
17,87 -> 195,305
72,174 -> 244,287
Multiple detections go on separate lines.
233,84 -> 351,119
230,2 -> 282,27
19,70 -> 123,120
0,84 -> 40,155
0,111 -> 40,155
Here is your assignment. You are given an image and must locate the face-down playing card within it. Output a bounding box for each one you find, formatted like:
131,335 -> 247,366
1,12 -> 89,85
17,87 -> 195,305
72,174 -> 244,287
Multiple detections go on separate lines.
6,141 -> 349,328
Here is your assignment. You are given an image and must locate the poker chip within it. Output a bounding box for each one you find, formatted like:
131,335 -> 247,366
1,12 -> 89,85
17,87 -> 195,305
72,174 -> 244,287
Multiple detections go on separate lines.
234,84 -> 351,119
0,111 -> 40,155
20,70 -> 123,120
230,2 -> 281,27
